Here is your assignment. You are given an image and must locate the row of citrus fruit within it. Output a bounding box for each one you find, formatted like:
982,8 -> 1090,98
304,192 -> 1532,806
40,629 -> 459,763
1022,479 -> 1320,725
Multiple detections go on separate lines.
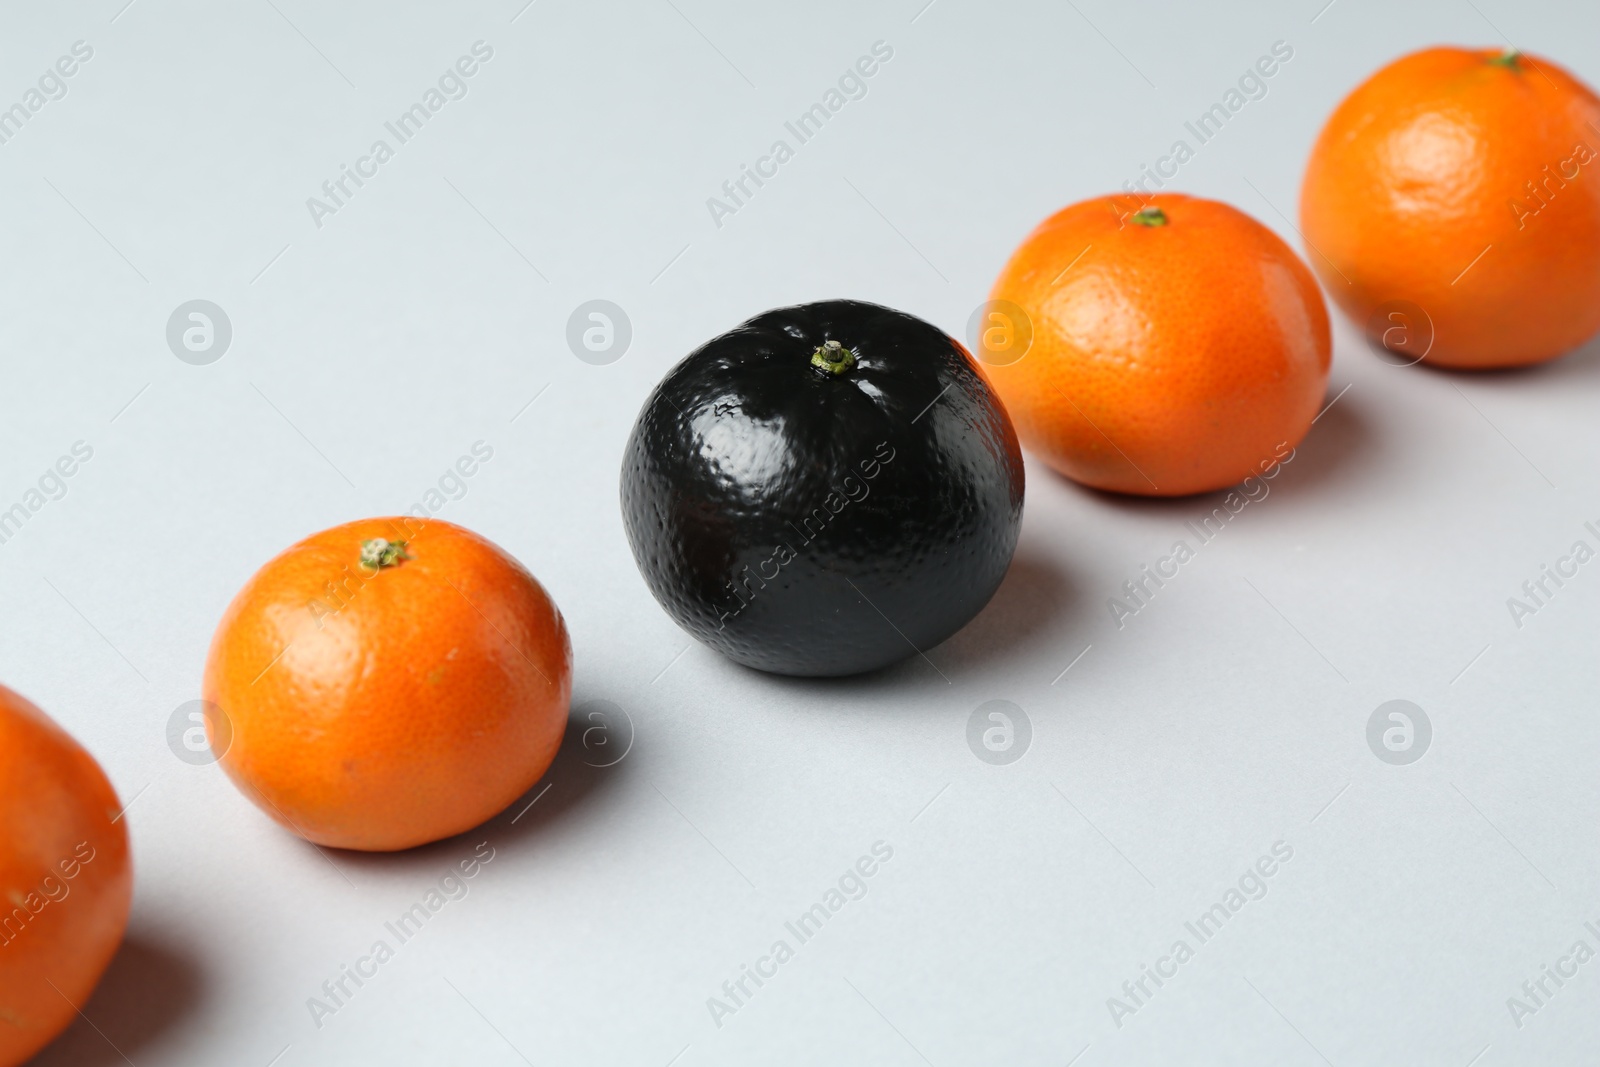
4,44 -> 1598,1064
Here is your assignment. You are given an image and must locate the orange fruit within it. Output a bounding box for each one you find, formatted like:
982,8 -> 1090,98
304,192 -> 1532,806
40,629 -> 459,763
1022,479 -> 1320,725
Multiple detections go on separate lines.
985,193 -> 1330,496
1301,46 -> 1600,369
0,686 -> 131,1067
203,517 -> 571,852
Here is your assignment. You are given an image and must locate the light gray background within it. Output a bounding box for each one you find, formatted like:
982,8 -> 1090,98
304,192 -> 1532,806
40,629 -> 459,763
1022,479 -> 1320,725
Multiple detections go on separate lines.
3,0 -> 1597,1064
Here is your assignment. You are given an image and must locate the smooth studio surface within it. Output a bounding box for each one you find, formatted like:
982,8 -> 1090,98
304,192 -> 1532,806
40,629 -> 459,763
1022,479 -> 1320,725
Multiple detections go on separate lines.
1,1 -> 1597,1064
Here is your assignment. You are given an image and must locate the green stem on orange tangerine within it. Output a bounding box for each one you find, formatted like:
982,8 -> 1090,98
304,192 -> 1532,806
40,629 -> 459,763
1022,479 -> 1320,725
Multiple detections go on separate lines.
810,339 -> 857,376
1490,48 -> 1521,67
359,538 -> 410,570
1131,206 -> 1168,227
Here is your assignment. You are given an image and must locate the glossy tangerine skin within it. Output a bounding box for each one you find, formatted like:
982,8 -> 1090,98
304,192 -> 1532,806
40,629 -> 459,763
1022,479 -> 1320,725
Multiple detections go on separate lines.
0,686 -> 131,1067
621,300 -> 1024,677
987,194 -> 1330,496
1301,47 -> 1600,368
203,518 -> 571,851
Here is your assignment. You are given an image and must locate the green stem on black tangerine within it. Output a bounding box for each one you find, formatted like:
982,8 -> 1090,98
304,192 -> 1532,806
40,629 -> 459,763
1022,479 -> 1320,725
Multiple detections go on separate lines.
811,339 -> 857,376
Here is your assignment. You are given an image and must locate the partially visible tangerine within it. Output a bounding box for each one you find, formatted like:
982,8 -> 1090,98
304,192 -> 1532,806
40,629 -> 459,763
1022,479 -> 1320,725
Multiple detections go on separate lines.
1301,46 -> 1600,369
0,685 -> 131,1067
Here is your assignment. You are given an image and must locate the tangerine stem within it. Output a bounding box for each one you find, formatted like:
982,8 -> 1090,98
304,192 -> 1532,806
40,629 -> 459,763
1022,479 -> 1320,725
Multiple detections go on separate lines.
810,339 -> 857,376
1131,206 -> 1168,227
359,538 -> 410,570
